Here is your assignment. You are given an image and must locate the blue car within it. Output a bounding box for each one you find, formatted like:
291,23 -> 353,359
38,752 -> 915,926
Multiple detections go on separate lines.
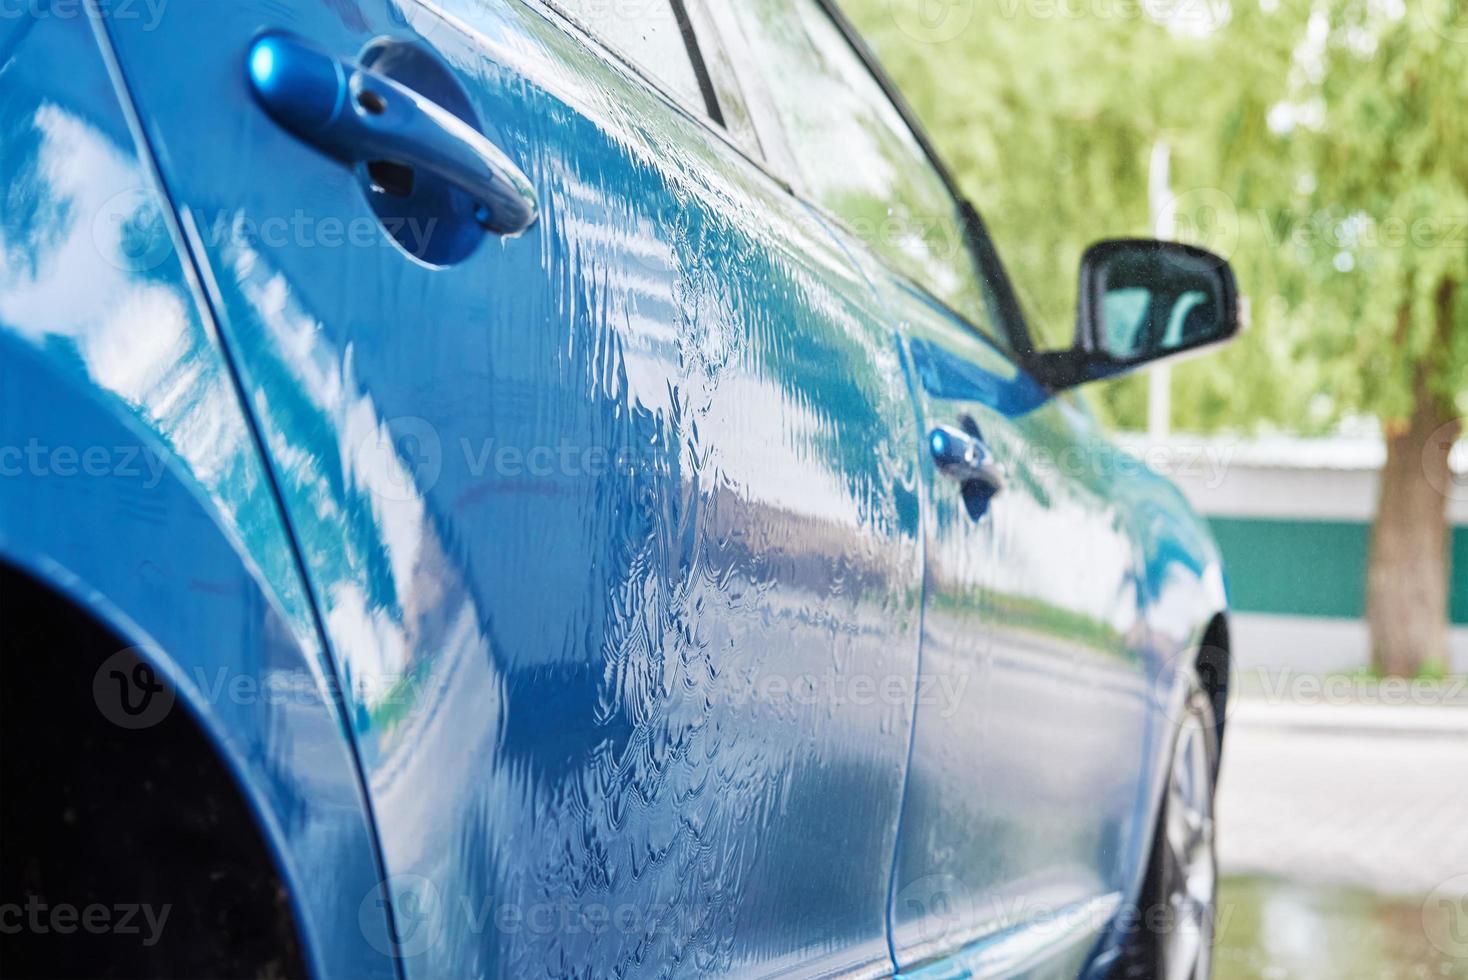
0,1 -> 1236,978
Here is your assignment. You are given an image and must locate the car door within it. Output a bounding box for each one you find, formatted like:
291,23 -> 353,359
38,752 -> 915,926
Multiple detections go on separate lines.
719,2 -> 1154,973
95,2 -> 923,977
887,300 -> 1152,978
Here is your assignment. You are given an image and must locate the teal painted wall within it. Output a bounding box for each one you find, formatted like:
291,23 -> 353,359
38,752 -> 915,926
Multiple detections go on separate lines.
1207,518 -> 1468,624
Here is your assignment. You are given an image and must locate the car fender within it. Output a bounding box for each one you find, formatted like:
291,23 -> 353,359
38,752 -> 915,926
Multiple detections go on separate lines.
0,11 -> 395,974
0,304 -> 397,980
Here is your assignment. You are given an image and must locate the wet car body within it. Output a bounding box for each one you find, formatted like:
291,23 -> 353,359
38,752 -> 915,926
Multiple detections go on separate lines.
0,1 -> 1230,978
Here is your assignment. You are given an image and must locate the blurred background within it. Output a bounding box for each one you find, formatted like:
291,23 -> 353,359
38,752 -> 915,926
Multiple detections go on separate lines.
835,1 -> 1468,976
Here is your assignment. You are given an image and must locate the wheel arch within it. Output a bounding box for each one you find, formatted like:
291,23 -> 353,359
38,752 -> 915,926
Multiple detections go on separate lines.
1196,611 -> 1232,774
0,333 -> 396,980
0,7 -> 398,967
1,560 -> 310,977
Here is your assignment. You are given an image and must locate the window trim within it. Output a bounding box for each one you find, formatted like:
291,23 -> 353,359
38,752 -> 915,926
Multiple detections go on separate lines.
666,0 -> 726,126
814,0 -> 1035,357
533,0 -> 733,133
681,0 -> 766,157
419,0 -> 801,192
692,0 -> 802,181
715,0 -> 1038,360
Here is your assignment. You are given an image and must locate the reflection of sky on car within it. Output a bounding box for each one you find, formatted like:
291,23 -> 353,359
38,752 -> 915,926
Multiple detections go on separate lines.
0,101 -> 317,645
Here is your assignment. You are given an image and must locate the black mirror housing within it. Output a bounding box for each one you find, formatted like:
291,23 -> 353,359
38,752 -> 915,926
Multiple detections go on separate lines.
1032,239 -> 1241,390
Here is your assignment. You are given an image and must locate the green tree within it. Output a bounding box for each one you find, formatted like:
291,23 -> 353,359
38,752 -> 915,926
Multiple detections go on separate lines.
840,0 -> 1303,434
1227,0 -> 1468,676
842,0 -> 1468,675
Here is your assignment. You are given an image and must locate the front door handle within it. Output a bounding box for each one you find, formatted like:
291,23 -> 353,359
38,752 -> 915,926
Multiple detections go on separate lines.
247,31 -> 538,236
929,424 -> 1006,493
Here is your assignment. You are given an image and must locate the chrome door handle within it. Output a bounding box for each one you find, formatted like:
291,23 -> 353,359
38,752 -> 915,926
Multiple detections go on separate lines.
929,424 -> 1006,493
247,31 -> 538,236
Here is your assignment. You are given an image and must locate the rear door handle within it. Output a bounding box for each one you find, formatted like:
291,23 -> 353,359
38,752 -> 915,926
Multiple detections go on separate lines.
929,424 -> 1006,493
247,31 -> 538,236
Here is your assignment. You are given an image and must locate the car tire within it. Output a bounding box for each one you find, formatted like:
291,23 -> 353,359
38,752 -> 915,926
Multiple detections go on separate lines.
1114,669 -> 1219,980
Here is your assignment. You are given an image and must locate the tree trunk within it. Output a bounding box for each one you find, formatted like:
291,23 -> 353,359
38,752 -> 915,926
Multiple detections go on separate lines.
1365,281 -> 1461,677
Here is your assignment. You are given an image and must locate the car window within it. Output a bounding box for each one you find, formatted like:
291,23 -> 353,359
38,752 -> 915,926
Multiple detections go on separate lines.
729,0 -> 1001,341
545,0 -> 708,113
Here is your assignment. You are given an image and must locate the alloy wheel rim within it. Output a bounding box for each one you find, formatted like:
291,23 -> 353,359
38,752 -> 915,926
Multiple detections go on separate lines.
1163,690 -> 1216,980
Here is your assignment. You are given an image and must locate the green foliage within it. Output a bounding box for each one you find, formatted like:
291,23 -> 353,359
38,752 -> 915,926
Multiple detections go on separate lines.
839,0 -> 1468,433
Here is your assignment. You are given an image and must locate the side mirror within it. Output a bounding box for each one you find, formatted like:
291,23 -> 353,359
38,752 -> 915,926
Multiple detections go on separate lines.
1031,239 -> 1241,390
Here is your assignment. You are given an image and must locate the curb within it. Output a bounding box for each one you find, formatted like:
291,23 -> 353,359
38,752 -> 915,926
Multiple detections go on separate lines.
1229,699 -> 1468,738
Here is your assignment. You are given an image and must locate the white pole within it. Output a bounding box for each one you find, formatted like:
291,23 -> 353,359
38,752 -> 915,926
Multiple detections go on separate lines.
1148,141 -> 1173,442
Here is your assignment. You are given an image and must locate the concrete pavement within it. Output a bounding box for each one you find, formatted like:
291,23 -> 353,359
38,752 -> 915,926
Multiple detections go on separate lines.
1216,695 -> 1468,898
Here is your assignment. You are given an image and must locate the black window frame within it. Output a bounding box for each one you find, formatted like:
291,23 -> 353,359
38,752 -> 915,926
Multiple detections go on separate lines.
731,0 -> 1039,360
535,0 -> 732,132
666,0 -> 726,126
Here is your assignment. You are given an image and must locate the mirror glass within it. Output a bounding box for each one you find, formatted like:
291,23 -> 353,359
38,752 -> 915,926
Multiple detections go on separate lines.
1087,241 -> 1235,363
